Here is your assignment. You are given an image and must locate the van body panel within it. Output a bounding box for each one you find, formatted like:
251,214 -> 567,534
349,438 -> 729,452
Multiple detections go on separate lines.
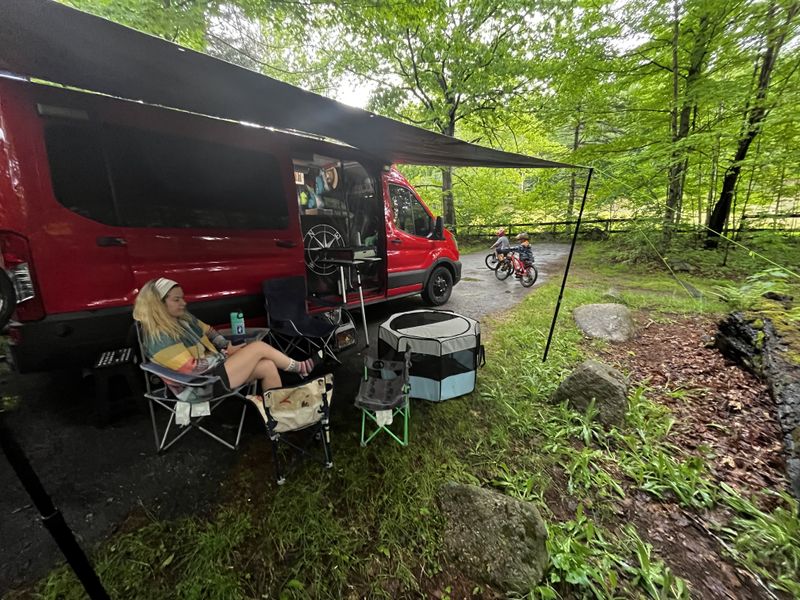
383,169 -> 461,294
0,78 -> 460,372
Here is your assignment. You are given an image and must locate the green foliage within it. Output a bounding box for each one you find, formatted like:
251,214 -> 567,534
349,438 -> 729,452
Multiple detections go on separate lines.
711,268 -> 792,311
718,484 -> 800,597
62,0 -> 216,48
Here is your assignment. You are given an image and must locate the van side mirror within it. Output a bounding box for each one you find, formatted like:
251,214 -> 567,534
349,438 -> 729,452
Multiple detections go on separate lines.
433,216 -> 444,240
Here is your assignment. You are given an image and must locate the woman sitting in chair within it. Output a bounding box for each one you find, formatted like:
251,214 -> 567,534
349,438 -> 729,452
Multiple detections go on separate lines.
133,278 -> 315,400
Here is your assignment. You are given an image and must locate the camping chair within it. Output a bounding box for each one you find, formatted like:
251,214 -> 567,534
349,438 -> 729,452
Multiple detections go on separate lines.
248,374 -> 334,485
354,351 -> 411,447
263,276 -> 354,363
134,322 -> 253,453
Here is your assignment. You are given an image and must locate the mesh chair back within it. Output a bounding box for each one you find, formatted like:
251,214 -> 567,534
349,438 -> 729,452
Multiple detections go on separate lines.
355,352 -> 410,411
263,276 -> 308,322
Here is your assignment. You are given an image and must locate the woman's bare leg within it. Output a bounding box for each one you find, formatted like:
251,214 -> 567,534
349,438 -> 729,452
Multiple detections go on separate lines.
251,358 -> 281,391
223,341 -> 294,388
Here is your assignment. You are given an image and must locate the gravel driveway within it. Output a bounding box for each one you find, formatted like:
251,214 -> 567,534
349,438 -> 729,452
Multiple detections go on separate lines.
0,243 -> 569,593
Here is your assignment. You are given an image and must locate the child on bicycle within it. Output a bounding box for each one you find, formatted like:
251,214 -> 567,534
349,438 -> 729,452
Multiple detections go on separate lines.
510,232 -> 534,277
491,228 -> 511,261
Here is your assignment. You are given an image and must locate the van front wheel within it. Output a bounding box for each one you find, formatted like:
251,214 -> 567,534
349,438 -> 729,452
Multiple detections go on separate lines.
422,266 -> 453,306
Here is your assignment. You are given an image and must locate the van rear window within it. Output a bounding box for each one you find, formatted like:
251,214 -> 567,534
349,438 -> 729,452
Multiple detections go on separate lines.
44,120 -> 288,230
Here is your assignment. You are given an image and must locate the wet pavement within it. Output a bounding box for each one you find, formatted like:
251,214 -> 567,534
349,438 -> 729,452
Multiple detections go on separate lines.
0,244 -> 569,593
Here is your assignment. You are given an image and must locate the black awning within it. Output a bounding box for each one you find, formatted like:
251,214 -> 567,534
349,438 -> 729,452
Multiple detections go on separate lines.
0,0 -> 579,170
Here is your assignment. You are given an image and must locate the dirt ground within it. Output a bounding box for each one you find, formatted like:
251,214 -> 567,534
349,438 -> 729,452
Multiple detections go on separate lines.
595,311 -> 788,600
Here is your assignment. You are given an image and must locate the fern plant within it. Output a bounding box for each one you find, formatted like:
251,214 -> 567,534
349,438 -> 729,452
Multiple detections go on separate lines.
710,268 -> 791,311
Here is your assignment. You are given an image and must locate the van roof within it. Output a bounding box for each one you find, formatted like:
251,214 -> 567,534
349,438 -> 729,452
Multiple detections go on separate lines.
0,0 -> 580,171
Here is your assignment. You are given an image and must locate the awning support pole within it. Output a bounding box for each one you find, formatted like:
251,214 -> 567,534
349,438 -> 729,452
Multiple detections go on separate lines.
542,167 -> 593,362
1,415 -> 110,599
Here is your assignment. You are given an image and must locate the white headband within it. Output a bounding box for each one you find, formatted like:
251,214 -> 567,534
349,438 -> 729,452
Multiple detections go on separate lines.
153,278 -> 179,300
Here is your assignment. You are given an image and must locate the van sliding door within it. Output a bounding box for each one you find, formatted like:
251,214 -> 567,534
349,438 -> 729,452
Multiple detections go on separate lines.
102,124 -> 303,323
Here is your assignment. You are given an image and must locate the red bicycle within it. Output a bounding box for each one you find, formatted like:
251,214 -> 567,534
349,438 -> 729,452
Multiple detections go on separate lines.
495,251 -> 538,287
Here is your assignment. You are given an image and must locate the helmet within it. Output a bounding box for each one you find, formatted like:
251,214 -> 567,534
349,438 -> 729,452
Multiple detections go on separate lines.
516,232 -> 529,241
497,228 -> 506,235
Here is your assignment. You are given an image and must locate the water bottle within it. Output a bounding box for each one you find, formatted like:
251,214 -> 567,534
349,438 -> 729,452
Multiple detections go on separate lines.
229,311 -> 246,345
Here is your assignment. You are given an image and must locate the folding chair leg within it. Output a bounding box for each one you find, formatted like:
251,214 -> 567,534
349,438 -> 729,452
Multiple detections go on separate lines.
234,400 -> 247,449
270,435 -> 286,485
359,402 -> 409,447
160,416 -> 194,452
321,421 -> 333,468
404,398 -> 410,444
149,400 -> 161,453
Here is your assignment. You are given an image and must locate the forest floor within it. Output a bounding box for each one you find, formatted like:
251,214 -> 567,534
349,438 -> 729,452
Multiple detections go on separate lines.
591,311 -> 786,599
7,234 -> 800,600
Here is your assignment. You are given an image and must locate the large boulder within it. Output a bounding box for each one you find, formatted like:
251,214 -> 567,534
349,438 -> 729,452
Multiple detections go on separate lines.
553,360 -> 629,427
573,303 -> 635,343
437,482 -> 548,594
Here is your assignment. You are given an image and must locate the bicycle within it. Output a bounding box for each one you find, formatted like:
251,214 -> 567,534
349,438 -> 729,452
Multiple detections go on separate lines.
495,251 -> 538,287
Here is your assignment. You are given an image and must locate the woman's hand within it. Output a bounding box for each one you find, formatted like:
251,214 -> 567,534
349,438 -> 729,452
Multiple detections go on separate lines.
225,342 -> 245,357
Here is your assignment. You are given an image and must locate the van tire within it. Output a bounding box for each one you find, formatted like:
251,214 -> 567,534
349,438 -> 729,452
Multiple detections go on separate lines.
422,266 -> 453,306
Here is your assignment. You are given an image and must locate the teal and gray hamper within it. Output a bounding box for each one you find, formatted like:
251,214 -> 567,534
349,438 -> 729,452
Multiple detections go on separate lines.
378,309 -> 484,402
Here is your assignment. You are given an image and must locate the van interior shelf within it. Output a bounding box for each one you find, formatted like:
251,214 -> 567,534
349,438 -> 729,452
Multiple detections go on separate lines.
313,246 -> 378,261
301,208 -> 352,217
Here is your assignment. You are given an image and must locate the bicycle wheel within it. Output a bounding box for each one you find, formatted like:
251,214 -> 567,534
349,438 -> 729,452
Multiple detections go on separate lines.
485,253 -> 499,269
520,265 -> 538,287
495,260 -> 512,280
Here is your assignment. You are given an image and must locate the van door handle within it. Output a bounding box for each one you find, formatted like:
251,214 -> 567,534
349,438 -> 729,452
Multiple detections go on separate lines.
96,236 -> 127,247
390,238 -> 402,245
276,239 -> 297,248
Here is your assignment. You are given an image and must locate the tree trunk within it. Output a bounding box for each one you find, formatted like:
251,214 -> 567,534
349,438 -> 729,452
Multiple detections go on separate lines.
773,164 -> 785,230
664,5 -> 712,248
567,120 -> 582,235
734,158 -> 758,240
441,166 -> 455,230
706,1 -> 799,247
663,0 -> 682,248
440,111 -> 457,231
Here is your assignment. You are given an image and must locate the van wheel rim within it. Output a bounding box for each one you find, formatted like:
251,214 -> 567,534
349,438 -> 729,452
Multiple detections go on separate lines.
433,275 -> 447,298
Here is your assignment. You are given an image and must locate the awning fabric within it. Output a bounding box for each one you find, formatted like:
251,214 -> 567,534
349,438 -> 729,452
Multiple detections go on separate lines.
0,0 -> 579,170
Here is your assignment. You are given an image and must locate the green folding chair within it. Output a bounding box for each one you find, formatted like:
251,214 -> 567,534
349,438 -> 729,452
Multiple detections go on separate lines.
355,351 -> 411,446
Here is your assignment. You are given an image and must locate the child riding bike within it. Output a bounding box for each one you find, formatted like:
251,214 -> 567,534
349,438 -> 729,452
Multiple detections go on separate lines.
509,232 -> 534,277
490,228 -> 511,260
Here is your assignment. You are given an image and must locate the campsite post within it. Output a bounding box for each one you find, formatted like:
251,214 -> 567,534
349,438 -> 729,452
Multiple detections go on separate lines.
542,167 -> 593,362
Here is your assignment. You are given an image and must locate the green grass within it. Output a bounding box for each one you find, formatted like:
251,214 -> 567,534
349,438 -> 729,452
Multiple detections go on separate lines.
30,238 -> 800,599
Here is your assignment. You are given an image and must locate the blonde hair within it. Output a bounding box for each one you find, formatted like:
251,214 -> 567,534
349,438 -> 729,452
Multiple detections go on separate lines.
133,279 -> 187,341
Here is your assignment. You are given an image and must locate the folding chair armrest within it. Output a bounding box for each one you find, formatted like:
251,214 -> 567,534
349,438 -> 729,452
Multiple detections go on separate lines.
140,361 -> 220,387
245,329 -> 268,343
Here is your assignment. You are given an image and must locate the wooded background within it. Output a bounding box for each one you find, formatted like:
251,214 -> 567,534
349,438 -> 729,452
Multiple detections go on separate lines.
64,0 -> 800,251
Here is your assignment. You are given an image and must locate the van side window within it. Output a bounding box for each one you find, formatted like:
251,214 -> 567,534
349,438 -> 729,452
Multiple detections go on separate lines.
44,122 -> 118,225
389,184 -> 432,238
104,125 -> 287,230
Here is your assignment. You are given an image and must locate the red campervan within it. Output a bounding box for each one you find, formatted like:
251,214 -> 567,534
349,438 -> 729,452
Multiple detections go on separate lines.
0,77 -> 461,372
